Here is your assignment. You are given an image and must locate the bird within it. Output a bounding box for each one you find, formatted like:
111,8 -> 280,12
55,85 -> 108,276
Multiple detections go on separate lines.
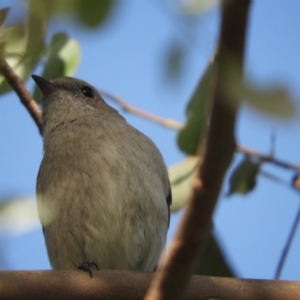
32,75 -> 171,276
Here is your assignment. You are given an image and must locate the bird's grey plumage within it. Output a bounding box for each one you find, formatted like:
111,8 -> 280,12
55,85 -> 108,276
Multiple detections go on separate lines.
34,75 -> 171,271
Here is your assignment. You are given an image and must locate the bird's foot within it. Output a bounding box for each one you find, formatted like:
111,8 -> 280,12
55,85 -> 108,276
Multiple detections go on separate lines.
78,261 -> 99,278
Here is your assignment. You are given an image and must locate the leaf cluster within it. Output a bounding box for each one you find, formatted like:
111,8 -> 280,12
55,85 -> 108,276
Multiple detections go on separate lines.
0,1 -> 114,98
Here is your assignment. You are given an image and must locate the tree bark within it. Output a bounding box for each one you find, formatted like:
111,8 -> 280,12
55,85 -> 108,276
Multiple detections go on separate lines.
0,270 -> 299,300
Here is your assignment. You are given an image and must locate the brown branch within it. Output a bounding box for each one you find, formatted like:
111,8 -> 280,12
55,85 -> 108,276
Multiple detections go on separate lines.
144,1 -> 251,300
100,89 -> 300,172
0,270 -> 300,300
237,145 -> 300,172
0,56 -> 42,135
99,89 -> 183,130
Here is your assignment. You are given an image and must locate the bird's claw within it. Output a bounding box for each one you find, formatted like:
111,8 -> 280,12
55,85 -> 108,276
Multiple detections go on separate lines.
78,261 -> 99,278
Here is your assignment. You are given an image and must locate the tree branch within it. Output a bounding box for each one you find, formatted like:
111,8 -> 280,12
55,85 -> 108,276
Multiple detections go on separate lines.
144,1 -> 251,299
237,145 -> 300,172
0,270 -> 299,300
100,90 -> 300,172
275,198 -> 300,279
0,56 -> 42,135
2,59 -> 297,173
99,89 -> 183,130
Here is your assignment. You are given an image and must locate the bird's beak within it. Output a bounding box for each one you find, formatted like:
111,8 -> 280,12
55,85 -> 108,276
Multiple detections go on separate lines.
32,75 -> 58,96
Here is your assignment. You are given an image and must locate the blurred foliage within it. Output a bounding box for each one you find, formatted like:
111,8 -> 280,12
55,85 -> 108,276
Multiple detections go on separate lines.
227,156 -> 260,196
193,232 -> 234,277
177,0 -> 220,14
0,10 -> 46,93
0,0 -> 115,97
28,0 -> 115,28
169,156 -> 199,211
241,83 -> 296,119
224,58 -> 297,119
33,33 -> 80,102
164,39 -> 185,82
0,197 -> 38,235
177,61 -> 214,155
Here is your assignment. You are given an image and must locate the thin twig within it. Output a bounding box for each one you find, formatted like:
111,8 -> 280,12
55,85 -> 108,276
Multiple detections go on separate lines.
275,197 -> 300,279
144,1 -> 251,299
99,89 -> 183,130
100,90 -> 300,172
0,56 -> 42,135
237,145 -> 300,172
270,130 -> 276,157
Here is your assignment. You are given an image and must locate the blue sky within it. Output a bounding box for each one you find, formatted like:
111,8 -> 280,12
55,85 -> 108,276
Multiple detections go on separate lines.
0,0 -> 300,280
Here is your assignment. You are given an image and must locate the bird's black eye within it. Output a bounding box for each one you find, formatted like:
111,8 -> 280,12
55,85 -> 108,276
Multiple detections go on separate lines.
81,86 -> 95,98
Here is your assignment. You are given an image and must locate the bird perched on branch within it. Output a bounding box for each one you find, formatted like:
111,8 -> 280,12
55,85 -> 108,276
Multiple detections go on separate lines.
32,75 -> 171,276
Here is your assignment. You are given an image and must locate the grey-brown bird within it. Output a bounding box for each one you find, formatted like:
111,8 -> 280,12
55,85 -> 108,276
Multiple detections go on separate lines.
32,75 -> 171,275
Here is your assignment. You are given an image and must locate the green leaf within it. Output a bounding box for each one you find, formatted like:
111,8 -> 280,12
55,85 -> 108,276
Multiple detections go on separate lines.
33,32 -> 80,102
1,24 -> 25,50
169,156 -> 199,211
165,40 -> 184,81
177,61 -> 215,155
25,12 -> 47,59
179,0 -> 219,14
0,197 -> 39,235
0,11 -> 46,95
224,59 -> 296,119
75,0 -> 115,28
0,7 -> 10,55
193,232 -> 235,277
28,0 -> 75,22
227,156 -> 260,196
46,32 -> 80,76
242,83 -> 296,119
28,0 -> 115,28
0,25 -> 35,94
